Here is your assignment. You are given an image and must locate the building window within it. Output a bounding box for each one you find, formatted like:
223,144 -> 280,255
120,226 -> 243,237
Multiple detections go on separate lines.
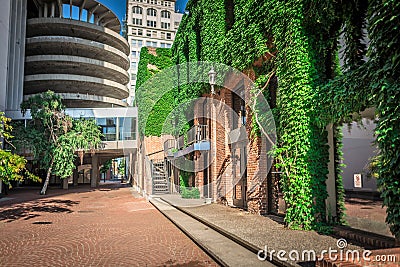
147,8 -> 157,16
131,74 -> 137,80
132,18 -> 142,25
161,10 -> 170,18
166,33 -> 171,39
119,118 -> 137,141
131,39 -> 138,46
138,40 -> 143,47
148,0 -> 156,4
146,31 -> 151,37
147,20 -> 156,27
132,6 -> 142,14
146,41 -> 158,47
166,43 -> 171,48
138,29 -> 143,36
131,62 -> 137,70
131,51 -> 137,57
96,118 -> 117,141
161,22 -> 170,29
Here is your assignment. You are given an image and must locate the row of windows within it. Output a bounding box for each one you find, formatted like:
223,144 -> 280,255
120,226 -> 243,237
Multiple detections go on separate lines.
132,19 -> 171,29
132,7 -> 171,18
131,29 -> 172,39
130,40 -> 172,54
132,0 -> 173,7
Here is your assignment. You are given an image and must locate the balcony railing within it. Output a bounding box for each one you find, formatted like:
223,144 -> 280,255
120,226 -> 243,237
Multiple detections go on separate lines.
163,125 -> 210,158
187,125 -> 208,145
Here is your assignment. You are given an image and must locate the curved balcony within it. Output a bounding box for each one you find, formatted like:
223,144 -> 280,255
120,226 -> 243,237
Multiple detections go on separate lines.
24,93 -> 129,108
25,36 -> 129,70
26,18 -> 129,55
24,74 -> 129,99
25,55 -> 129,84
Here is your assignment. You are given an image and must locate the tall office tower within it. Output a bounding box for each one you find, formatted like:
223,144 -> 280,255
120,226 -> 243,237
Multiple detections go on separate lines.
126,0 -> 182,104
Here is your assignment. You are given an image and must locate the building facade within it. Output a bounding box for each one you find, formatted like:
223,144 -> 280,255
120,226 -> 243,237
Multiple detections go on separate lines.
126,0 -> 182,104
1,0 -> 138,189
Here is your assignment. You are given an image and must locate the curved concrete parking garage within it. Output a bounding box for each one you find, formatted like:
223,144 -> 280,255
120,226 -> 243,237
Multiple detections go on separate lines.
25,55 -> 129,84
27,18 -> 129,55
24,93 -> 129,108
24,74 -> 129,100
26,36 -> 129,70
24,0 -> 130,108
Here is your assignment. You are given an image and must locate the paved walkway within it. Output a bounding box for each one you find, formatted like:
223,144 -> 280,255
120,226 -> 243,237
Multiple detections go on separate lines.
345,197 -> 393,237
172,203 -> 365,267
0,184 -> 217,267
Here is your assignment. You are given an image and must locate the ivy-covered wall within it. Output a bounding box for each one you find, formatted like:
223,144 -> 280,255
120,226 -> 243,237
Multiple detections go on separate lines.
136,47 -> 175,137
136,0 -> 400,238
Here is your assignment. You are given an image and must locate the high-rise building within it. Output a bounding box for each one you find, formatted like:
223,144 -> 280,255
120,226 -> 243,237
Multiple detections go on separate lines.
126,0 -> 182,104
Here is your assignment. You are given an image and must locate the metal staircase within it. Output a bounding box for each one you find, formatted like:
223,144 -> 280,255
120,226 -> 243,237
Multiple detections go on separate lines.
151,160 -> 169,194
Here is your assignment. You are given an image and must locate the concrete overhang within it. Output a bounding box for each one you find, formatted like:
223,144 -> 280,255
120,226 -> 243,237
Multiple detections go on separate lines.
27,18 -> 128,55
24,93 -> 128,108
26,36 -> 129,70
24,74 -> 129,99
25,55 -> 129,84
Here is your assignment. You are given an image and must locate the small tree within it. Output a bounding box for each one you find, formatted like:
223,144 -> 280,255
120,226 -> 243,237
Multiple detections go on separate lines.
19,91 -> 102,194
0,112 -> 40,187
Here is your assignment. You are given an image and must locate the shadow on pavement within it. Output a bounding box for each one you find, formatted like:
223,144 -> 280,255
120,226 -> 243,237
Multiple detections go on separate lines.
0,199 -> 79,223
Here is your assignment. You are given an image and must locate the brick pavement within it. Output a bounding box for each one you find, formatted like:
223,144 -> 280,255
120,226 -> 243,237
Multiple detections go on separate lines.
0,184 -> 218,267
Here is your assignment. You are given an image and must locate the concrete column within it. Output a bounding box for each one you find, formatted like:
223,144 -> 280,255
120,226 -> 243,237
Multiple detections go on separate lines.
6,0 -> 26,112
91,154 -> 99,188
326,124 -> 337,219
43,3 -> 48,17
0,0 -> 11,112
73,167 -> 78,186
0,181 -> 3,197
63,178 -> 68,189
51,2 -> 55,17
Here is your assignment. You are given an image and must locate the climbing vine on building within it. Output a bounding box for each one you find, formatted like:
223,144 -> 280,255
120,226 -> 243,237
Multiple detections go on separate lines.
136,0 -> 400,239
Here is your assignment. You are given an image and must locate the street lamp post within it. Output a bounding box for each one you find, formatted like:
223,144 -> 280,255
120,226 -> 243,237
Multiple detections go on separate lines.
208,67 -> 217,95
205,67 -> 217,203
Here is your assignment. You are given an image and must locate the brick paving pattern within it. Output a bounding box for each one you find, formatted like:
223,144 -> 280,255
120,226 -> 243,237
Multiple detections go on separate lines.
0,184 -> 218,267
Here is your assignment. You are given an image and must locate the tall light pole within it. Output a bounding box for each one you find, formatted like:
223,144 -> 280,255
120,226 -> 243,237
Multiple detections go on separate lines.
206,67 -> 217,202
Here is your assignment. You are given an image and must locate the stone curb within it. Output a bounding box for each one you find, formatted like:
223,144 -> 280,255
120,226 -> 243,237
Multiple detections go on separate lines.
149,198 -> 228,267
160,198 -> 298,267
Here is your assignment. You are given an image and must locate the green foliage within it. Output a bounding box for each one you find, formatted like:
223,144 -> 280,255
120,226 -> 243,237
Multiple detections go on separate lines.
0,112 -> 40,187
16,91 -> 102,194
136,47 -> 176,137
167,0 -> 399,237
100,159 -> 112,174
179,173 -> 200,199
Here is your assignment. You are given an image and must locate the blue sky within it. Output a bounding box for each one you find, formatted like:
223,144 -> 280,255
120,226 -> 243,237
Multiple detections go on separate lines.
97,0 -> 189,22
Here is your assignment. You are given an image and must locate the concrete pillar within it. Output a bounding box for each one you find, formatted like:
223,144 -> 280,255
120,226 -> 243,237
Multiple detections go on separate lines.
43,3 -> 48,17
91,154 -> 99,188
0,181 -> 3,197
0,0 -> 11,112
63,178 -> 68,189
73,167 -> 78,186
326,124 -> 337,219
51,2 -> 55,17
6,0 -> 26,112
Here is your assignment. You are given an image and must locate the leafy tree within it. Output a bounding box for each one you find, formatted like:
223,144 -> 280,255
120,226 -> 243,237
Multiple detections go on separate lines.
100,159 -> 112,174
18,91 -> 102,194
0,112 -> 40,187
